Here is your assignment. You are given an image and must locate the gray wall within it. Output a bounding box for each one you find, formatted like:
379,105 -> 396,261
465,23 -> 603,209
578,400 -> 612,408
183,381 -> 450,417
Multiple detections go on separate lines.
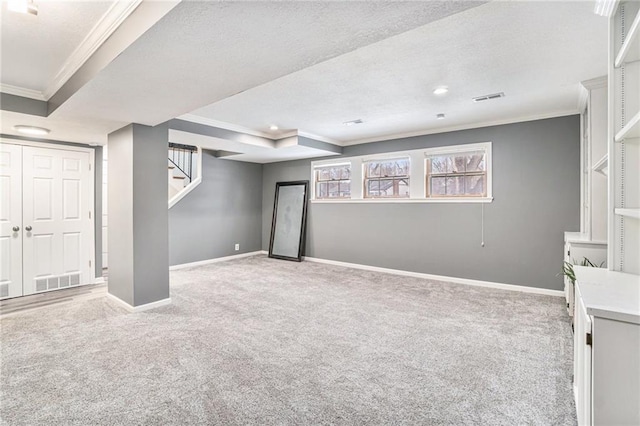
108,124 -> 170,306
262,116 -> 580,291
107,126 -> 135,305
0,93 -> 47,117
132,124 -> 170,305
0,134 -> 103,277
169,151 -> 263,266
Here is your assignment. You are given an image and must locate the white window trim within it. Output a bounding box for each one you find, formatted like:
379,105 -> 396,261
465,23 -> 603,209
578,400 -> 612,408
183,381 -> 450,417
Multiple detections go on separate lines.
362,156 -> 411,199
424,142 -> 492,201
310,142 -> 493,203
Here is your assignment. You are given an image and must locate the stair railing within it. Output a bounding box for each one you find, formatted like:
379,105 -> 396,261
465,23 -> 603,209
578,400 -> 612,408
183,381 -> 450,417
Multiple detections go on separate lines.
168,143 -> 197,183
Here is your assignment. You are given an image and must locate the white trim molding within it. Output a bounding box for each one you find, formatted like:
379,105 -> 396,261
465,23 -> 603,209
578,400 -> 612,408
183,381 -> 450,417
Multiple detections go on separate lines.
0,84 -> 47,101
169,251 -> 263,270
0,2 -> 142,102
342,110 -> 579,146
43,0 -> 143,100
310,142 -> 492,203
178,114 -> 343,146
168,146 -> 203,209
107,293 -> 172,313
302,256 -> 564,297
170,250 -> 563,296
179,114 -> 275,139
311,197 -> 494,204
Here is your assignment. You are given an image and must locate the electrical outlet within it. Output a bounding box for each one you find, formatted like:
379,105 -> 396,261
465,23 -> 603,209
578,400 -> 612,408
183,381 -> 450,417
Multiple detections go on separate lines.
234,243 -> 240,251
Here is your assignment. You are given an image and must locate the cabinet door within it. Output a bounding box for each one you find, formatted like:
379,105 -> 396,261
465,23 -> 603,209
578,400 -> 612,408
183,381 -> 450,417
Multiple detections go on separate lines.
574,288 -> 592,426
592,318 -> 640,425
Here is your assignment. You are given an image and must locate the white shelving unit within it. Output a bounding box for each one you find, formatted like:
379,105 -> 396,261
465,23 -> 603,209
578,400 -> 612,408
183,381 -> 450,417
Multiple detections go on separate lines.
609,0 -> 640,274
592,154 -> 609,176
614,110 -> 640,141
572,3 -> 640,425
615,207 -> 640,219
614,2 -> 640,67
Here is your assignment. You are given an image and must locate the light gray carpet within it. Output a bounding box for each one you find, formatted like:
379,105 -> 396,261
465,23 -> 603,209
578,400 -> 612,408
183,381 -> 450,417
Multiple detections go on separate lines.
0,255 -> 576,425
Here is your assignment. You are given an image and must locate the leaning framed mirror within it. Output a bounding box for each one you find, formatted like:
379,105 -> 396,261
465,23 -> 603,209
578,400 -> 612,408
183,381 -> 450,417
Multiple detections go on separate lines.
268,181 -> 309,262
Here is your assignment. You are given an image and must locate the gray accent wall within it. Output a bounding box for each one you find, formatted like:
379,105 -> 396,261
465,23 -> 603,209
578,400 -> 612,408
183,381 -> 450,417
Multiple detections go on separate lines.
108,124 -> 170,306
0,94 -> 47,117
107,126 -> 135,305
169,151 -> 263,266
262,116 -> 580,291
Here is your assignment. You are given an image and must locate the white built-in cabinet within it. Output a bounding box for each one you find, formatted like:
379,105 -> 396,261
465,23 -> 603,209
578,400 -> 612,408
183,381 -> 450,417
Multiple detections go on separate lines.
564,77 -> 608,315
609,0 -> 640,274
574,267 -> 639,426
572,2 -> 640,425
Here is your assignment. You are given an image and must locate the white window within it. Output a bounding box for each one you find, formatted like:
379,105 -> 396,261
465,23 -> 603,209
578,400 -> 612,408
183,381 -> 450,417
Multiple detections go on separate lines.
314,163 -> 351,199
425,143 -> 491,199
311,142 -> 491,203
363,157 -> 410,198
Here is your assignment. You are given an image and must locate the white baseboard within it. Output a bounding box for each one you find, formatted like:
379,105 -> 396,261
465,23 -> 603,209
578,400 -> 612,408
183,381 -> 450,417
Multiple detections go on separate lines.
301,256 -> 564,297
169,251 -> 263,271
94,277 -> 106,284
107,293 -> 172,313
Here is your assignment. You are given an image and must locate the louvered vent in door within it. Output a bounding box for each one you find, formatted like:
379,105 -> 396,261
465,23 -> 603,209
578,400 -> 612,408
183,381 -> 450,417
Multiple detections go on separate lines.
34,273 -> 82,293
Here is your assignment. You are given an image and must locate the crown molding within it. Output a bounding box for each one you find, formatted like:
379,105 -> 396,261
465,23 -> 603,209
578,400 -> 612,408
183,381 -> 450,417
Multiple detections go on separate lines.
0,84 -> 46,101
178,114 -> 275,139
178,114 -> 344,146
297,130 -> 342,146
577,85 -> 589,112
341,110 -> 580,146
42,0 -> 143,100
581,76 -> 608,90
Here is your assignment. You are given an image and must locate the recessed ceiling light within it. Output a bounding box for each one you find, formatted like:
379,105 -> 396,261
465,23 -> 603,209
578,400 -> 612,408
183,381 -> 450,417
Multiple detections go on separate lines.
433,86 -> 449,95
269,125 -> 278,131
13,125 -> 50,136
7,0 -> 38,15
343,119 -> 363,126
436,113 -> 446,120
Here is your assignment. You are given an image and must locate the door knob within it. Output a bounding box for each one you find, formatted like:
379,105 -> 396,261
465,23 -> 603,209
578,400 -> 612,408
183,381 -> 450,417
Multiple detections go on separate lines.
25,226 -> 32,231
12,226 -> 19,232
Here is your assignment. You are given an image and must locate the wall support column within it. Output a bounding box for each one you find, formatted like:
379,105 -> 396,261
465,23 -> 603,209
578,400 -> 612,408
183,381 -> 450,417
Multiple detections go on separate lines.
107,123 -> 169,309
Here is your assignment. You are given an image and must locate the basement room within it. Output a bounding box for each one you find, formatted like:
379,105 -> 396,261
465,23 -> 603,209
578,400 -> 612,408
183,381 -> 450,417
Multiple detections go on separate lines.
1,0 -> 639,424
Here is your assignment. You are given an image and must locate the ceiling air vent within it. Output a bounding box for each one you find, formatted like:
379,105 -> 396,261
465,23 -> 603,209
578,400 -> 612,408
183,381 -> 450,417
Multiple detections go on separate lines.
472,92 -> 505,102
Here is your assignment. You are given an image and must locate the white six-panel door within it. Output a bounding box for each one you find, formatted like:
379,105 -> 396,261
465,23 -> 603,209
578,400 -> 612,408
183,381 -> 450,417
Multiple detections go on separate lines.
22,146 -> 92,296
0,144 -> 23,298
0,142 -> 93,299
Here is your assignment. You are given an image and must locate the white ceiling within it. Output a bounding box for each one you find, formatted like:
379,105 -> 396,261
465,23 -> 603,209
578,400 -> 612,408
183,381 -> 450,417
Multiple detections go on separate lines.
170,130 -> 340,164
50,0 -> 485,127
190,0 -> 608,145
0,0 -> 608,161
0,0 -> 114,95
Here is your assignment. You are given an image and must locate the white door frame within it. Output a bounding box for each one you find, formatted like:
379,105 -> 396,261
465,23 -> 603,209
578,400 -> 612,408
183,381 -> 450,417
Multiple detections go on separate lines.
0,137 -> 97,286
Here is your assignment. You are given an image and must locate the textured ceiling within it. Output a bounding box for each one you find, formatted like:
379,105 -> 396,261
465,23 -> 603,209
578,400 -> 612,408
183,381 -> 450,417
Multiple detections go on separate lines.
0,1 -> 113,92
0,0 -> 608,159
51,0 -> 486,126
189,0 -> 608,144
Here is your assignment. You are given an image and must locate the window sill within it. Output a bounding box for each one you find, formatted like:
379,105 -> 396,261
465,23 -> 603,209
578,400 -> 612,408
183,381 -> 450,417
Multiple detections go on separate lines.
311,197 -> 494,204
